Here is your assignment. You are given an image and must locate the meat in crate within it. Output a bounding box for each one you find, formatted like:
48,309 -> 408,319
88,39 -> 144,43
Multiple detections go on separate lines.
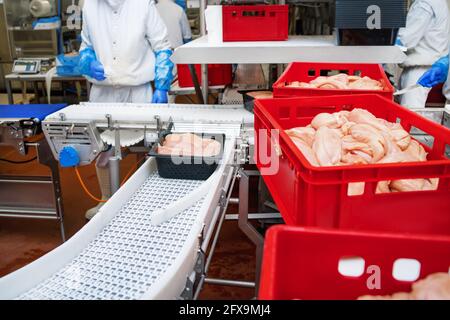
254,94 -> 450,235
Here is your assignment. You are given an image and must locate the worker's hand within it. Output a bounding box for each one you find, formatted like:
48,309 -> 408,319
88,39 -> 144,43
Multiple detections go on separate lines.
90,60 -> 106,81
417,56 -> 449,88
152,89 -> 168,104
78,47 -> 106,81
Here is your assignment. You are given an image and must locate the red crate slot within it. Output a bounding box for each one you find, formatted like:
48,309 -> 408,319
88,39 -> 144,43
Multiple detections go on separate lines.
177,64 -> 233,88
273,62 -> 394,100
259,226 -> 450,300
254,94 -> 450,235
222,5 -> 289,42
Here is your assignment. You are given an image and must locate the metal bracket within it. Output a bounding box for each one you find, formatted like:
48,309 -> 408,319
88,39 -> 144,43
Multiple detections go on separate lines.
43,120 -> 106,166
218,188 -> 228,208
179,275 -> 195,300
0,123 -> 26,155
195,248 -> 206,276
238,169 -> 266,297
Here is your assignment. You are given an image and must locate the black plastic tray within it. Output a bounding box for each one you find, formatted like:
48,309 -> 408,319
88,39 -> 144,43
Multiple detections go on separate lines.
149,132 -> 225,181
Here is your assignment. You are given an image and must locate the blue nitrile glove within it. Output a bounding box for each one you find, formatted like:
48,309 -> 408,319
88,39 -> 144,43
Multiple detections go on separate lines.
78,47 -> 106,81
152,49 -> 174,104
395,38 -> 403,47
418,55 -> 449,88
152,89 -> 168,104
175,0 -> 187,11
88,61 -> 106,81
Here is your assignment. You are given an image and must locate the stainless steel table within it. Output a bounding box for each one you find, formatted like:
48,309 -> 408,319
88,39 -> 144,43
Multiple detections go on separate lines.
5,73 -> 90,104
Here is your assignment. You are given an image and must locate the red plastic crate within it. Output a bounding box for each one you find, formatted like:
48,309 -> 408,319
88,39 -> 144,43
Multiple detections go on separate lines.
254,94 -> 450,235
273,62 -> 394,100
222,5 -> 289,42
177,64 -> 233,88
259,226 -> 450,300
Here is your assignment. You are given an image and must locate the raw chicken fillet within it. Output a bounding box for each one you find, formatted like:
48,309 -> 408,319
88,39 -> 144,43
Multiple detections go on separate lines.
285,73 -> 385,91
157,133 -> 221,157
285,108 -> 437,193
358,273 -> 450,300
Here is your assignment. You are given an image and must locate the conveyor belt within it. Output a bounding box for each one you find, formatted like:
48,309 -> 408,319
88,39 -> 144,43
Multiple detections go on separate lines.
18,174 -> 204,300
0,133 -> 238,300
0,104 -> 67,122
45,103 -> 254,125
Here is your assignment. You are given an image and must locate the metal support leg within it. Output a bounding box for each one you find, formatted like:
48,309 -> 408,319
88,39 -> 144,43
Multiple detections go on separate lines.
86,81 -> 91,100
238,169 -> 265,297
201,64 -> 209,104
199,0 -> 209,104
33,82 -> 40,104
188,64 -> 205,104
34,139 -> 66,242
6,79 -> 13,104
109,126 -> 122,195
109,156 -> 121,195
193,168 -> 244,299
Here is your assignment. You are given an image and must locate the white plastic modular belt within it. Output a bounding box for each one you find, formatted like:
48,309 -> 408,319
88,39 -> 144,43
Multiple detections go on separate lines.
45,103 -> 254,126
18,174 -> 204,300
0,126 -> 239,300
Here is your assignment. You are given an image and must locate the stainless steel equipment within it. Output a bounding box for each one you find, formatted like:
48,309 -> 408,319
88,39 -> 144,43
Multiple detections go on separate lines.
29,0 -> 57,18
3,0 -> 59,58
0,102 -> 255,300
0,105 -> 67,242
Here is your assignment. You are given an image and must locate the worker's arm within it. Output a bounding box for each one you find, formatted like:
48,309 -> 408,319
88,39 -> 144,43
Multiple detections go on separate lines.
146,1 -> 174,103
146,1 -> 172,53
180,12 -> 193,44
398,2 -> 434,50
78,4 -> 105,81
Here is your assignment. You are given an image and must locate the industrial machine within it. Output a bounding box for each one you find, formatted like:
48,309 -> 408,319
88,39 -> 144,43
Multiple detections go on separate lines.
0,102 -> 255,300
3,0 -> 60,58
0,104 -> 67,241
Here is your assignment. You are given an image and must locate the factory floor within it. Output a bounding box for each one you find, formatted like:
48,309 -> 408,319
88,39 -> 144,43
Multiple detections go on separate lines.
0,144 -> 257,300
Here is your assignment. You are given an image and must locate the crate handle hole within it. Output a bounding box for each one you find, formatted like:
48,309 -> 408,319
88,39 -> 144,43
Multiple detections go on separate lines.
409,125 -> 427,136
347,182 -> 365,196
338,256 -> 365,277
354,70 -> 362,76
308,69 -> 316,77
375,178 -> 439,193
392,259 -> 421,282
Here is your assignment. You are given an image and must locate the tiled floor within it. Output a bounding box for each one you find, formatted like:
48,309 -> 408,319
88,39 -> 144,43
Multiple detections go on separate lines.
0,144 -> 257,299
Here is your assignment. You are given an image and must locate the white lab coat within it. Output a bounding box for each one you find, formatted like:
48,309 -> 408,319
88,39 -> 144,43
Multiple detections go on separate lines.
156,0 -> 192,49
81,0 -> 172,103
400,66 -> 432,109
398,0 -> 450,67
398,0 -> 450,109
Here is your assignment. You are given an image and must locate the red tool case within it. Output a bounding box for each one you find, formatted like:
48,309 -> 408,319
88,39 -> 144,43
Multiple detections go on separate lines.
259,226 -> 450,300
273,62 -> 394,100
177,64 -> 233,88
254,94 -> 450,235
222,5 -> 289,42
